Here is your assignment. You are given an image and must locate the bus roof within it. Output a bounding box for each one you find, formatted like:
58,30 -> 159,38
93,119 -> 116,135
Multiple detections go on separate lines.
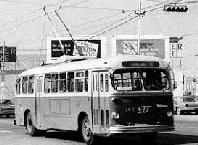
18,54 -> 170,77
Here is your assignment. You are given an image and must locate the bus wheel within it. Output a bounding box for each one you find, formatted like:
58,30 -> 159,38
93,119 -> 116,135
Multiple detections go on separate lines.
26,112 -> 38,136
80,116 -> 93,145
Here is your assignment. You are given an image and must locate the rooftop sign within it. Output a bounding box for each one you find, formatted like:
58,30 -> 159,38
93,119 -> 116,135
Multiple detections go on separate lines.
0,46 -> 16,62
112,35 -> 170,60
47,37 -> 105,63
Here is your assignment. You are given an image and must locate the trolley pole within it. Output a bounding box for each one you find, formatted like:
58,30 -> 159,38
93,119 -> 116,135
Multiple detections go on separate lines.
135,2 -> 145,55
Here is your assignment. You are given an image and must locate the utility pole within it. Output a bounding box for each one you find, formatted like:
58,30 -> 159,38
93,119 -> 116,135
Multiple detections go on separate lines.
135,2 -> 145,55
1,41 -> 5,103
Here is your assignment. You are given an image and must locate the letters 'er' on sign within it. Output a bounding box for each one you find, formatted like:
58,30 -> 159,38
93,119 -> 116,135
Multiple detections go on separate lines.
0,46 -> 16,62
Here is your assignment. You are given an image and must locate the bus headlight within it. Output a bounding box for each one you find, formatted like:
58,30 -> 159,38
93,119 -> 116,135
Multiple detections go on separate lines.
167,111 -> 173,117
111,112 -> 120,120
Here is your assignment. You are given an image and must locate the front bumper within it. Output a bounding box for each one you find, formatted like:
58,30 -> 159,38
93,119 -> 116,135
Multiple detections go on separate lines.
109,124 -> 175,134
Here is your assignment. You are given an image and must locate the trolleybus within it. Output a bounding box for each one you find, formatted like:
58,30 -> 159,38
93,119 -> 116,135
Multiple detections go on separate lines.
15,54 -> 175,144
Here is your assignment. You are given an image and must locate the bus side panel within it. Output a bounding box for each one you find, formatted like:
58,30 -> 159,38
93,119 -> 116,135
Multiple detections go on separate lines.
15,96 -> 36,126
39,95 -> 91,131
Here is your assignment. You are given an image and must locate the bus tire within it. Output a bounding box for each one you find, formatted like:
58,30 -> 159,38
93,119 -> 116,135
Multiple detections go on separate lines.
80,116 -> 93,145
26,112 -> 38,136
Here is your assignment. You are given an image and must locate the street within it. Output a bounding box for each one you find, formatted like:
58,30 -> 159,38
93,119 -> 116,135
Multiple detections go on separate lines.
0,115 -> 197,145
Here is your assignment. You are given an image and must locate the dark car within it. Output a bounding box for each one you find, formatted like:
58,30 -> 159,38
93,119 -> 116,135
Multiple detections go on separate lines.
175,96 -> 198,115
0,100 -> 15,117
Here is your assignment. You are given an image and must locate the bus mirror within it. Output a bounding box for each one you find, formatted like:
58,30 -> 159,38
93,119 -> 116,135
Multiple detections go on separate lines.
173,81 -> 177,90
110,73 -> 113,79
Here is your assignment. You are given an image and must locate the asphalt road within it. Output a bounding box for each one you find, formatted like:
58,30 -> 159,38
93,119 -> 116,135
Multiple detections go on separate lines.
0,115 -> 198,145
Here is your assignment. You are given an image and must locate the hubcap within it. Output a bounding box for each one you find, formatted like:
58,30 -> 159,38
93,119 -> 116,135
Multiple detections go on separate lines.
83,119 -> 91,139
27,119 -> 32,133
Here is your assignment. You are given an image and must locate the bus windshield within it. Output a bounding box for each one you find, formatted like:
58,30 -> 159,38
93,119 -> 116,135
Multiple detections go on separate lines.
111,68 -> 170,91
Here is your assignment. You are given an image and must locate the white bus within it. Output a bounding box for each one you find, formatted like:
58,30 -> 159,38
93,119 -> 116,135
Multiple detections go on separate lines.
15,54 -> 175,144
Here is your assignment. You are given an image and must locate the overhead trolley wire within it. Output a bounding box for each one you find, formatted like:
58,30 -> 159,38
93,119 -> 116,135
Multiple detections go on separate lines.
7,0 -> 177,47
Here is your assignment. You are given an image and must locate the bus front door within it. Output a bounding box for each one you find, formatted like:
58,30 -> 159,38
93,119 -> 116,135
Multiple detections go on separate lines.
92,71 -> 109,134
35,76 -> 43,129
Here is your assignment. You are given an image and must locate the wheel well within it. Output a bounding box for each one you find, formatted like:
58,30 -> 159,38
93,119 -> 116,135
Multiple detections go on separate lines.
24,109 -> 30,126
77,112 -> 88,131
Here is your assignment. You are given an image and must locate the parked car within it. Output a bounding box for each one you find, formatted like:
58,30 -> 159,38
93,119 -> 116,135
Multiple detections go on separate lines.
0,100 -> 15,117
175,96 -> 198,115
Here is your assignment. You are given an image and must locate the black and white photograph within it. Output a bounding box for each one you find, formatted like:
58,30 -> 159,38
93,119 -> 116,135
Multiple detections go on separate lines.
0,0 -> 198,145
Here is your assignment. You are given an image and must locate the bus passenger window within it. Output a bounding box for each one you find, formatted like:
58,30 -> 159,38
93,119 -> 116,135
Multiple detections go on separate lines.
101,110 -> 104,127
59,73 -> 66,92
22,77 -> 28,94
85,70 -> 88,92
100,74 -> 104,92
44,74 -> 51,93
16,78 -> 21,94
75,72 -> 84,92
51,74 -> 58,93
96,74 -> 98,91
105,74 -> 109,92
28,76 -> 34,94
93,75 -> 95,91
67,72 -> 74,92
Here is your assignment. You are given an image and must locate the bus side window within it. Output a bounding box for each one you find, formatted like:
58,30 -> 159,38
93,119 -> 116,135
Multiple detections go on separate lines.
75,72 -> 84,92
100,74 -> 104,92
16,78 -> 21,94
28,76 -> 34,94
51,74 -> 58,93
59,73 -> 66,92
67,72 -> 74,92
93,74 -> 95,91
22,77 -> 28,94
105,74 -> 109,92
85,70 -> 88,92
44,74 -> 51,93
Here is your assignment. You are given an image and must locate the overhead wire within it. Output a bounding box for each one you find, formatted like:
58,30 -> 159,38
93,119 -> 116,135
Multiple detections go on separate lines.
88,0 -> 169,39
8,2 -> 134,45
6,0 -> 186,48
7,12 -> 130,45
0,0 -> 71,6
0,0 -> 77,34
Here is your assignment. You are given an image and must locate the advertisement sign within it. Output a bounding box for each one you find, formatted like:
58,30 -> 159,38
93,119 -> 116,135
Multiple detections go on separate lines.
73,41 -> 98,57
47,37 -> 105,63
0,46 -> 16,62
112,35 -> 169,60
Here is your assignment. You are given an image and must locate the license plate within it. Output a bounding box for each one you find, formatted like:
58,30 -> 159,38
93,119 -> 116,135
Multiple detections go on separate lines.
137,106 -> 151,114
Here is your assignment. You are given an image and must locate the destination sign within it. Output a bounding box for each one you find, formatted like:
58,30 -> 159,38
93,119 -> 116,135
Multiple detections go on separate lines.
122,61 -> 159,67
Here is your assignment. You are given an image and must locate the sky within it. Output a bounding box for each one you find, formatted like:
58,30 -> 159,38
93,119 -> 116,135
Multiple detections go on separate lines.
0,0 -> 198,76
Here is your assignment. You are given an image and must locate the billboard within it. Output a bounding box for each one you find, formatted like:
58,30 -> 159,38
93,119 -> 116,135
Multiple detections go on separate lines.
0,46 -> 16,62
47,37 -> 106,63
112,35 -> 169,60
